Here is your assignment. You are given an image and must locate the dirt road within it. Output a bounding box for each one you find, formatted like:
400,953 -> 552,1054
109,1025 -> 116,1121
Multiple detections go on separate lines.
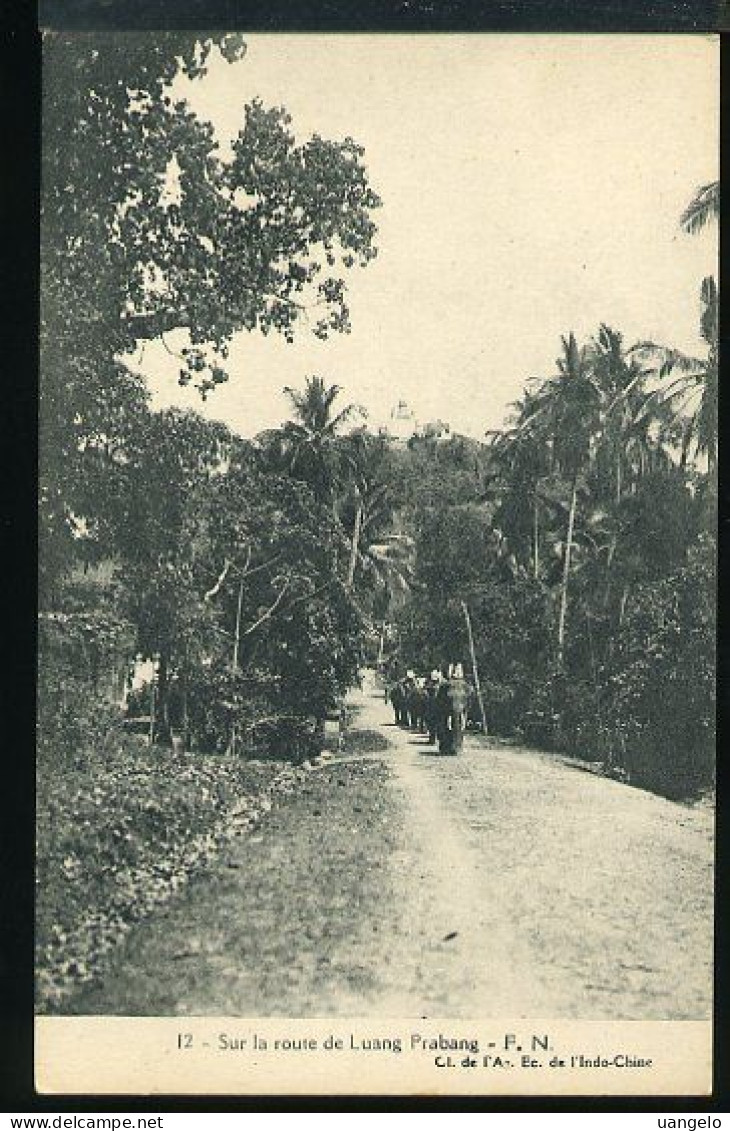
67,674 -> 713,1019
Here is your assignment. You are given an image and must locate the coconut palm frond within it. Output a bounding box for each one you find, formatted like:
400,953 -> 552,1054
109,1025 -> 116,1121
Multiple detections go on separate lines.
632,342 -> 705,378
633,374 -> 703,423
656,352 -> 706,379
701,274 -> 718,307
601,367 -> 647,417
282,385 -> 309,415
361,546 -> 414,595
322,381 -> 343,410
700,275 -> 718,347
327,402 -> 364,434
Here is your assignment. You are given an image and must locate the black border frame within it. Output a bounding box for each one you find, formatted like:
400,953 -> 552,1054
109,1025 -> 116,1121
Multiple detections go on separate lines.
36,0 -> 726,33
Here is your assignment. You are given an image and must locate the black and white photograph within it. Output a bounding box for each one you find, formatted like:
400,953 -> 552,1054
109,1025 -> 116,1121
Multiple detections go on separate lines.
36,31 -> 717,1094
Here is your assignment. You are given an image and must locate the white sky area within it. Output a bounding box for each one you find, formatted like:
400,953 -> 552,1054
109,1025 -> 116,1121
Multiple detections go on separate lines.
141,34 -> 718,440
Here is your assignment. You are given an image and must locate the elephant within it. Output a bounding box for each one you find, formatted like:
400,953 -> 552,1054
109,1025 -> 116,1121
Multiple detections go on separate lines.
435,676 -> 469,755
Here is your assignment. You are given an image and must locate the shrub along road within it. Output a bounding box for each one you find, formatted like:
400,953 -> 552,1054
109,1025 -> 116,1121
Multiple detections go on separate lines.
65,675 -> 713,1019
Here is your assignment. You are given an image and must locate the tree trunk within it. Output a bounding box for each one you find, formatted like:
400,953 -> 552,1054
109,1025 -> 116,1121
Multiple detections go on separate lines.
618,584 -> 630,627
230,577 -> 245,757
154,651 -> 169,743
346,500 -> 363,591
532,494 -> 540,580
181,664 -> 189,752
148,678 -> 156,747
232,576 -> 245,672
377,619 -> 387,667
603,536 -> 617,608
557,475 -> 578,669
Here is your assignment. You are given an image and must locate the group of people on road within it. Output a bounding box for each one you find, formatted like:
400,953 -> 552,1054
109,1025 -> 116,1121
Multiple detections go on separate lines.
385,664 -> 479,755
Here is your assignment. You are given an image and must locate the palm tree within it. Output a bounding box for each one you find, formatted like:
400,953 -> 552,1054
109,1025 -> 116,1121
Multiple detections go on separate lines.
667,181 -> 718,473
281,376 -> 362,502
363,532 -> 415,598
493,339 -> 593,665
496,384 -> 554,579
680,181 -> 719,236
587,324 -> 670,503
673,181 -> 718,472
338,431 -> 391,590
362,530 -> 416,664
523,334 -> 602,666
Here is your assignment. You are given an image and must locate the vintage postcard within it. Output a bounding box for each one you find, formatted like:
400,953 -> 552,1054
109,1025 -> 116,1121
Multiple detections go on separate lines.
36,32 -> 718,1096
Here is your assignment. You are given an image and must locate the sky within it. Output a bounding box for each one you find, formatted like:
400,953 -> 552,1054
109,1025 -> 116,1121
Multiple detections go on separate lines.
142,34 -> 718,440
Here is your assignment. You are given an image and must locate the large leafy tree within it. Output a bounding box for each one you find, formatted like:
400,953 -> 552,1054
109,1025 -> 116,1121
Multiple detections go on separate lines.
43,34 -> 380,381
182,444 -> 364,752
41,33 -> 380,597
109,408 -> 236,734
108,406 -> 363,748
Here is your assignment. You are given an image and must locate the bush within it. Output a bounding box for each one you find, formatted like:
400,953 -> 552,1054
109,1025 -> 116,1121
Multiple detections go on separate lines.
469,576 -> 554,736
598,538 -> 715,798
517,541 -> 714,799
37,611 -> 134,769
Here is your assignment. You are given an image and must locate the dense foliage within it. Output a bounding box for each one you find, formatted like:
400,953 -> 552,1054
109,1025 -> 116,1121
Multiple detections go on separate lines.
40,32 -> 380,606
40,33 -> 383,769
387,313 -> 716,799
